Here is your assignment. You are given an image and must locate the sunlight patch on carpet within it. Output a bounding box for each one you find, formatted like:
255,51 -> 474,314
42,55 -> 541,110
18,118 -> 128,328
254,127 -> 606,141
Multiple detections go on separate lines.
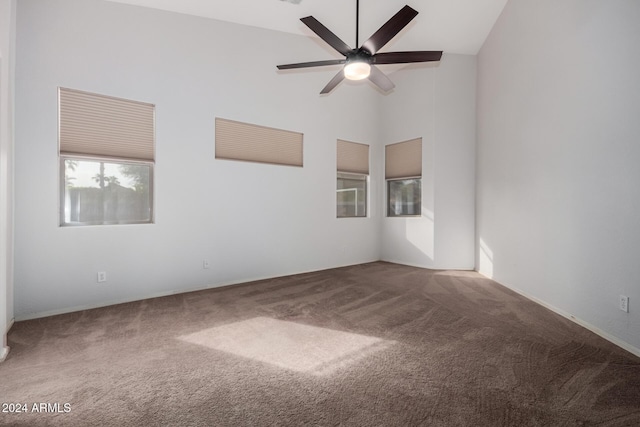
178,317 -> 394,375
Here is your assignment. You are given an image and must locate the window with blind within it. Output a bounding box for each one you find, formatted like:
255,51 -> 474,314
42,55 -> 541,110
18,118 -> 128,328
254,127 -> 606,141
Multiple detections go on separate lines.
337,140 -> 369,218
59,87 -> 155,226
385,138 -> 422,217
215,118 -> 303,167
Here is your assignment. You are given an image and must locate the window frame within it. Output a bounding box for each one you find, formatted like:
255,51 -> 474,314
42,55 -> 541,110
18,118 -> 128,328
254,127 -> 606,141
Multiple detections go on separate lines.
386,177 -> 422,218
337,172 -> 368,218
59,154 -> 155,227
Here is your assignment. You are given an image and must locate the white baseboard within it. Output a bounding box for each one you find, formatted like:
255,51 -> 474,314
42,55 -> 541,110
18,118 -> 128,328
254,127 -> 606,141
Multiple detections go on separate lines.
16,281 -> 270,321
0,346 -> 8,362
15,260 -> 380,322
380,257 -> 434,270
483,274 -> 640,359
380,257 -> 475,272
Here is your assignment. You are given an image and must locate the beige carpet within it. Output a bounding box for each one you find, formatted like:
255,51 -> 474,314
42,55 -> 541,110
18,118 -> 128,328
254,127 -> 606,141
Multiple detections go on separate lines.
1,262 -> 639,426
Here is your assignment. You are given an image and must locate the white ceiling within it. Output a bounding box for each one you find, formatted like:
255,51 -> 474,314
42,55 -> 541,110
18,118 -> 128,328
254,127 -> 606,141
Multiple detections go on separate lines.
103,0 -> 507,55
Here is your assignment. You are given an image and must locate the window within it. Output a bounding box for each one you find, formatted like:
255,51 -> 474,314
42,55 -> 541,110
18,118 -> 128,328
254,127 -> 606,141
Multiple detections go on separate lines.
336,140 -> 369,218
337,173 -> 366,217
59,88 -> 155,226
387,178 -> 421,216
62,158 -> 152,225
385,138 -> 422,217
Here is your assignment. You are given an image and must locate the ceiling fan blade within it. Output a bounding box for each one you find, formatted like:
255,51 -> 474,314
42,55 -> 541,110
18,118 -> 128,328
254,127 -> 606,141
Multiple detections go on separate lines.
361,5 -> 418,55
368,65 -> 395,92
320,69 -> 346,94
277,59 -> 346,70
301,16 -> 352,56
373,51 -> 443,65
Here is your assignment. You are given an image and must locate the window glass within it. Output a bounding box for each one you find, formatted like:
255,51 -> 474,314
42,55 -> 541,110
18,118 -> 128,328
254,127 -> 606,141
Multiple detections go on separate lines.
387,178 -> 421,217
337,173 -> 367,218
62,158 -> 152,225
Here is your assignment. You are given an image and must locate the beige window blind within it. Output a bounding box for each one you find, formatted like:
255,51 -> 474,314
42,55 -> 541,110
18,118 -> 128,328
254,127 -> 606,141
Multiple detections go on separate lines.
337,140 -> 369,175
385,138 -> 422,179
59,87 -> 155,161
215,118 -> 303,167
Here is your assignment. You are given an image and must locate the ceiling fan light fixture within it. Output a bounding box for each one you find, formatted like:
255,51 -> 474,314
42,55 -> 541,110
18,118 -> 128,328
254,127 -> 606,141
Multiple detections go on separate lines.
344,61 -> 371,81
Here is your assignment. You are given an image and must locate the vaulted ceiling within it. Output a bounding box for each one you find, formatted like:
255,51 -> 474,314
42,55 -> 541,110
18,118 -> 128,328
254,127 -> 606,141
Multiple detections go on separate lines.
103,0 -> 507,55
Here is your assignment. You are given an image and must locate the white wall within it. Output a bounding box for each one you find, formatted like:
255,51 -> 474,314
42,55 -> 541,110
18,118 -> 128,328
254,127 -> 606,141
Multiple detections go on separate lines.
13,0 -> 478,321
14,0 -> 383,319
477,0 -> 640,353
380,55 -> 476,269
433,56 -> 476,269
380,65 -> 436,267
0,0 -> 16,361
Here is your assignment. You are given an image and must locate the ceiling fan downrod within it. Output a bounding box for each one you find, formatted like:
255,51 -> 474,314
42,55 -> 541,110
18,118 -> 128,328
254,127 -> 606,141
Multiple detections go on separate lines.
356,0 -> 359,48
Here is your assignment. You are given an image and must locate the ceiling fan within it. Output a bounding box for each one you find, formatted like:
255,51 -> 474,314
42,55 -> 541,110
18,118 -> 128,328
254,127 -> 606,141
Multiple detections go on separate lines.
277,0 -> 443,94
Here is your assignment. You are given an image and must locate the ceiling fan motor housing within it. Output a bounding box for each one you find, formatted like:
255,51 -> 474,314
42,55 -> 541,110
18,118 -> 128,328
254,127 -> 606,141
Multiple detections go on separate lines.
347,51 -> 372,64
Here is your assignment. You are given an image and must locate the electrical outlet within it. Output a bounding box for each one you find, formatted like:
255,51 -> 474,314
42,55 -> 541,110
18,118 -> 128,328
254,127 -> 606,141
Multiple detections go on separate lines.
619,295 -> 629,313
97,271 -> 107,283
203,260 -> 210,269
